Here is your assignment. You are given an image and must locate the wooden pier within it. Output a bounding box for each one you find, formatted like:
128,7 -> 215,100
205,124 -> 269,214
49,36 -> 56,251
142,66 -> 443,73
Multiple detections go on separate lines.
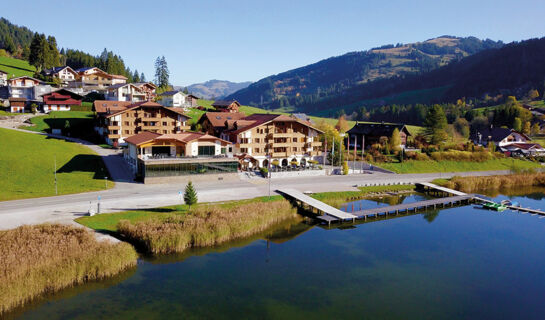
277,189 -> 357,222
279,183 -> 545,226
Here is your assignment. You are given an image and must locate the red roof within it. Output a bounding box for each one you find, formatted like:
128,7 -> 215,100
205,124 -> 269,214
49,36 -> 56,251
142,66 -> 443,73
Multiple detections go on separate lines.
124,132 -> 161,145
43,91 -> 82,106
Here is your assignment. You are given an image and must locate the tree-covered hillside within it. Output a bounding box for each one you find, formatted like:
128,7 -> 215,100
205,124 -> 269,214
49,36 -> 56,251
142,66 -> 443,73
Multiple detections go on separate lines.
0,17 -> 142,81
225,36 -> 503,110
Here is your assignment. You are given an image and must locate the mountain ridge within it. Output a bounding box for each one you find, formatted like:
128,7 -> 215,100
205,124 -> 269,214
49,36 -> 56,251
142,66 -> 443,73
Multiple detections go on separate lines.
180,79 -> 252,99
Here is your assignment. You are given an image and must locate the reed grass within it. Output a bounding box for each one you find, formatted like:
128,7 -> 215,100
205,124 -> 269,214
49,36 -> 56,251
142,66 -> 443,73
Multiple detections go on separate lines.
444,172 -> 545,193
0,224 -> 137,314
117,200 -> 299,254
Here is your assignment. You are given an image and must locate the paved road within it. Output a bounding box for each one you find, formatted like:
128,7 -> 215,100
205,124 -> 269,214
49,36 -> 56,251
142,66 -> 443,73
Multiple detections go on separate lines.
0,169 -> 511,230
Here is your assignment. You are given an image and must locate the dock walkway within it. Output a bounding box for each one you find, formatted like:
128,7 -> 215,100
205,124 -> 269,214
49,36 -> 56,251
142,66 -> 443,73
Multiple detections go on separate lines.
416,182 -> 467,196
277,189 -> 356,222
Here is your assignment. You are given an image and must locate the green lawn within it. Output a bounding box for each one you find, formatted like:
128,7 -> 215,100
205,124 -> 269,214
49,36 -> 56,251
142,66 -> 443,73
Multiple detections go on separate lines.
21,111 -> 104,142
375,158 -> 541,174
0,110 -> 17,117
0,128 -> 114,201
0,56 -> 36,78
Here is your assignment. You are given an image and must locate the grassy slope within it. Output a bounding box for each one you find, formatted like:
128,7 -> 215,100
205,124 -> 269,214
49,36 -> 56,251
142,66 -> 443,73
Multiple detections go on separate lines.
0,56 -> 35,78
0,128 -> 114,201
376,158 -> 541,174
23,111 -> 94,133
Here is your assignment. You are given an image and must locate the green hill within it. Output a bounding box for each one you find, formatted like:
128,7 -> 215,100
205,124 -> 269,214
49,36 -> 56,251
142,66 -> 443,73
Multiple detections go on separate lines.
0,128 -> 113,201
0,56 -> 35,78
225,36 -> 503,111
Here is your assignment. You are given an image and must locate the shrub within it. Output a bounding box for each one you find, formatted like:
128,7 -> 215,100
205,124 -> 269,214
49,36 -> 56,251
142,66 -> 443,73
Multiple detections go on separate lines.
0,224 -> 137,314
342,161 -> 349,175
117,200 -> 299,254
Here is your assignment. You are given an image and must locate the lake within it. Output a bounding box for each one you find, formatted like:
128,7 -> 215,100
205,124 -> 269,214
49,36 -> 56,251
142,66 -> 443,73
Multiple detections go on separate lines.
9,190 -> 545,319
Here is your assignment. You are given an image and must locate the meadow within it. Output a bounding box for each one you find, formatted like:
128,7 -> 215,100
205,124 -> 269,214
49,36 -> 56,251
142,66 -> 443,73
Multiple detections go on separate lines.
0,56 -> 36,78
375,158 -> 541,174
0,128 -> 113,201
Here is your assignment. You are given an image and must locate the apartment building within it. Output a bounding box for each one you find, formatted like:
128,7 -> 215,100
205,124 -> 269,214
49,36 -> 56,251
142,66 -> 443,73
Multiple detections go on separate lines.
133,82 -> 157,101
7,76 -> 51,102
197,112 -> 246,136
221,113 -> 323,169
93,100 -> 191,146
106,84 -> 147,102
42,66 -> 78,83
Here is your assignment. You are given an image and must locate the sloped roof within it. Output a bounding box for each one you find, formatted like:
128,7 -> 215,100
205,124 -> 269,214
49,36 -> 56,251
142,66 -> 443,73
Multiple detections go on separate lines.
133,82 -> 157,89
227,113 -> 323,135
93,100 -> 132,113
107,83 -> 141,91
212,100 -> 240,107
198,112 -> 246,128
470,127 -> 529,142
104,101 -> 191,119
127,132 -> 231,146
347,122 -> 410,137
159,90 -> 183,96
40,88 -> 83,99
43,66 -> 77,76
124,132 -> 161,145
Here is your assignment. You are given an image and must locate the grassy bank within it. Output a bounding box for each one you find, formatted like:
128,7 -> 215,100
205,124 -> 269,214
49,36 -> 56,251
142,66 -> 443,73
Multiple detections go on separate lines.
376,158 -> 541,174
78,186 -> 416,254
22,111 -> 99,141
0,224 -> 137,315
441,172 -> 545,193
0,56 -> 36,78
0,128 -> 113,201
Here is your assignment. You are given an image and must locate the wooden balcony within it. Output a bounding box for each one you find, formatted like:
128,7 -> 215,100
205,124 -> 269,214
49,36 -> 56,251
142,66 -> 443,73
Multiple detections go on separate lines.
107,134 -> 120,139
272,152 -> 288,157
272,142 -> 291,148
306,141 -> 322,147
107,125 -> 120,130
271,132 -> 294,138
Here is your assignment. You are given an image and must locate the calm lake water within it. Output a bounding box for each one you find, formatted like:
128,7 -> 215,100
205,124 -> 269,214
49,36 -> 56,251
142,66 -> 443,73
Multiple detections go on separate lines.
10,190 -> 545,319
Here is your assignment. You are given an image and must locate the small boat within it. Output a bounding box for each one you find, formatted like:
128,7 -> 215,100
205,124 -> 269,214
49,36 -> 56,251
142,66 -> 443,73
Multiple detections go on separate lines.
501,200 -> 520,207
482,202 -> 508,212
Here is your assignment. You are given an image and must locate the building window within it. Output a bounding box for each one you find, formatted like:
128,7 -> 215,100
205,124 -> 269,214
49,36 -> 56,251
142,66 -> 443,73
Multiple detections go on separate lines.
125,121 -> 129,126
221,147 -> 226,154
198,145 -> 215,156
255,138 -> 260,143
163,130 -> 168,134
163,122 -> 167,126
125,130 -> 130,134
241,148 -> 248,153
293,138 -> 297,142
255,148 -> 260,153
293,147 -> 298,152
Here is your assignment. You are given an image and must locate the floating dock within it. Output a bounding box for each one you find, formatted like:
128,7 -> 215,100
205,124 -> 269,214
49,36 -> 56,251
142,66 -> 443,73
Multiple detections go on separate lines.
279,183 -> 545,226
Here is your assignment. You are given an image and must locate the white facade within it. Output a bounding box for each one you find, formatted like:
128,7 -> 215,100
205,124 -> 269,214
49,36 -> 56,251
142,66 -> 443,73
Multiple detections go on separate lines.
0,72 -> 7,86
106,84 -> 146,102
498,132 -> 528,147
157,92 -> 189,108
43,104 -> 72,113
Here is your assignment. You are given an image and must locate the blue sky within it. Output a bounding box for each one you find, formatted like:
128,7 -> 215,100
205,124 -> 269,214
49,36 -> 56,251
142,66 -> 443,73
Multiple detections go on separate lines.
3,0 -> 545,85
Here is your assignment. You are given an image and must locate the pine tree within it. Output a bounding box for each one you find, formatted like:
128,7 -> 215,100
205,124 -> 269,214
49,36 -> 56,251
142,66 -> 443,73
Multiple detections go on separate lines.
140,72 -> 146,82
29,33 -> 47,71
154,56 -> 170,89
184,181 -> 198,210
133,69 -> 140,82
423,104 -> 448,145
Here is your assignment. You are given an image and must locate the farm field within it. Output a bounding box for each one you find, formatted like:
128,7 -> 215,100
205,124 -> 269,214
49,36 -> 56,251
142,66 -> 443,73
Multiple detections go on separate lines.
0,56 -> 36,78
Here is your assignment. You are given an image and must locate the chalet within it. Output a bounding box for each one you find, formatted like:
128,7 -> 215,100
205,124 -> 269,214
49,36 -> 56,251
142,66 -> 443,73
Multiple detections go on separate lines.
133,82 -> 157,101
0,70 -> 7,86
346,122 -> 411,149
7,76 -> 51,101
42,66 -> 78,82
221,113 -> 323,169
197,112 -> 246,136
157,90 -> 191,109
41,89 -> 83,113
70,67 -> 127,90
93,100 -> 191,146
500,143 -> 545,157
470,127 -> 530,148
8,98 -> 26,113
186,94 -> 199,107
124,131 -> 237,183
106,84 -> 146,102
212,100 -> 240,113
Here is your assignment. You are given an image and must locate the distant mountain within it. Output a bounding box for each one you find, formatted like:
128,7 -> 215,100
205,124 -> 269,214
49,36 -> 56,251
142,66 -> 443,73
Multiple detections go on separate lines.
225,36 -> 503,110
181,80 -> 252,99
306,36 -> 545,117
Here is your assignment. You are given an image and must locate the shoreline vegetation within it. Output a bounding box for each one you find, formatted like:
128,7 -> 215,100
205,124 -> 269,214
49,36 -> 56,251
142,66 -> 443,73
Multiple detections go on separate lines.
0,224 -> 137,315
78,186 -> 417,254
438,172 -> 545,193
